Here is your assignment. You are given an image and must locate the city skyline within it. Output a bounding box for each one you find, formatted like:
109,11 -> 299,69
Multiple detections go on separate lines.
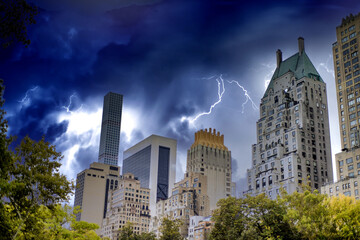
2,1 -> 360,193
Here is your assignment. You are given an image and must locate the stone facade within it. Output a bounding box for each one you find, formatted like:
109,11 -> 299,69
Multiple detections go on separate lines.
193,216 -> 213,240
321,13 -> 360,198
186,128 -> 232,210
74,162 -> 120,231
101,173 -> 150,239
152,172 -> 210,238
245,38 -> 333,199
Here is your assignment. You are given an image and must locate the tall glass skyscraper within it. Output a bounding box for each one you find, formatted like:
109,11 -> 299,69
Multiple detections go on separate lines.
122,135 -> 177,216
98,92 -> 123,166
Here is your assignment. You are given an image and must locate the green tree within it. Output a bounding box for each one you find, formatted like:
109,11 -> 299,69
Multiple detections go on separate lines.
327,194 -> 360,239
0,80 -> 15,239
281,190 -> 334,240
22,204 -> 102,239
0,0 -> 38,48
118,222 -> 156,240
137,232 -> 156,240
118,223 -> 138,240
159,217 -> 183,240
2,136 -> 73,239
0,80 -> 74,239
210,195 -> 299,240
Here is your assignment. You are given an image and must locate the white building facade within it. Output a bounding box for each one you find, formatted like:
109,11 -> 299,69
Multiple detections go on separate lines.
245,38 -> 333,198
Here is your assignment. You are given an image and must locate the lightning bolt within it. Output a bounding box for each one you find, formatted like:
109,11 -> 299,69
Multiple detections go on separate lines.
18,86 -> 39,103
190,75 -> 225,123
62,93 -> 83,114
228,80 -> 258,113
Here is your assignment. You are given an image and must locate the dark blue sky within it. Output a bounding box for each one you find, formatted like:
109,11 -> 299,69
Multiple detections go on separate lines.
1,0 -> 360,195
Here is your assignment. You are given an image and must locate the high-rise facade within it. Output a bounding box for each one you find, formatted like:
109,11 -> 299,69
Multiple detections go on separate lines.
186,128 -> 232,211
321,13 -> 360,199
152,172 -> 210,238
101,173 -> 150,239
333,13 -> 360,151
98,92 -> 123,166
245,38 -> 333,199
74,162 -> 120,229
122,135 -> 177,216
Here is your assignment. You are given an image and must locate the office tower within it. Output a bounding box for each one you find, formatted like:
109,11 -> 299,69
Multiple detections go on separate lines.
98,92 -> 123,166
101,173 -> 150,239
321,13 -> 360,198
122,135 -> 177,216
74,162 -> 120,229
186,128 -> 232,211
245,38 -> 333,199
153,172 -> 210,238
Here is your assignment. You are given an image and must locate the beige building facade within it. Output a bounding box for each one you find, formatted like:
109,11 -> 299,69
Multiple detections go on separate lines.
186,128 -> 232,211
152,172 -> 210,238
321,13 -> 360,198
101,173 -> 150,239
74,162 -> 121,228
245,38 -> 333,199
193,216 -> 213,240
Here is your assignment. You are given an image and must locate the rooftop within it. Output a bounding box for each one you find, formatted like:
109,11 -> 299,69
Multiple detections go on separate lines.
264,38 -> 323,97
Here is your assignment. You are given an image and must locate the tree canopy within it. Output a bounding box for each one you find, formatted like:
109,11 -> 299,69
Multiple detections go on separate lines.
159,217 -> 183,240
0,0 -> 37,48
117,222 -> 156,240
0,80 -> 98,239
210,190 -> 360,240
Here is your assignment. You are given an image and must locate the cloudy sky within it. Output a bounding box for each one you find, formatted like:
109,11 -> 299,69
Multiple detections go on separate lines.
1,0 -> 360,196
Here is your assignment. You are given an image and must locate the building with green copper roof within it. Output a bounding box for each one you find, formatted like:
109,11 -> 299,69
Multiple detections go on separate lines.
245,37 -> 333,199
264,37 -> 324,98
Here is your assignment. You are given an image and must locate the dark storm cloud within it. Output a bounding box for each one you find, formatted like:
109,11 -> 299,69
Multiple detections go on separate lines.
46,121 -> 69,142
73,145 -> 98,172
2,0 -> 360,183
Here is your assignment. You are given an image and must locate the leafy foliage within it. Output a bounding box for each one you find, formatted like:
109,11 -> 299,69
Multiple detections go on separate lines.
118,222 -> 156,240
0,136 -> 74,239
210,191 -> 360,240
0,80 -> 78,239
13,204 -> 102,239
159,217 -> 183,240
0,0 -> 37,48
210,195 -> 299,240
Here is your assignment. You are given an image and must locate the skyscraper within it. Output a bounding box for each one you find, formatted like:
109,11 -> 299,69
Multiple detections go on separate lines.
245,38 -> 333,199
74,162 -> 120,229
153,172 -> 210,238
122,135 -> 177,215
98,92 -> 123,166
321,13 -> 360,198
101,173 -> 150,239
186,128 -> 232,211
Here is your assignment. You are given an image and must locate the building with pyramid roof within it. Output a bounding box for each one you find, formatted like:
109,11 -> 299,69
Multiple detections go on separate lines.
244,38 -> 333,198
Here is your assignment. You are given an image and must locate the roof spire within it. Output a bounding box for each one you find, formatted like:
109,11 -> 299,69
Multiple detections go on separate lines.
276,49 -> 282,68
298,37 -> 304,56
